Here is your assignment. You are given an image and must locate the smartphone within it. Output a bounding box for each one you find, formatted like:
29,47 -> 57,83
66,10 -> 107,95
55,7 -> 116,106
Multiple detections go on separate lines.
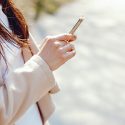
69,16 -> 84,35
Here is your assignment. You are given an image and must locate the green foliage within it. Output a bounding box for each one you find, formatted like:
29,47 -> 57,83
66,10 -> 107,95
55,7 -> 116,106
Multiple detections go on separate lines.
34,0 -> 73,20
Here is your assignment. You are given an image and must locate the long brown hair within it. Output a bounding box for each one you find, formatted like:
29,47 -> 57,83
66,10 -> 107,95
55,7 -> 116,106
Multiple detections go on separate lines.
0,0 -> 29,51
0,0 -> 29,76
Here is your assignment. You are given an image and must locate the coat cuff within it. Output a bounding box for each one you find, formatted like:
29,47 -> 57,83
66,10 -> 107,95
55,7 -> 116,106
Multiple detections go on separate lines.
31,55 -> 56,88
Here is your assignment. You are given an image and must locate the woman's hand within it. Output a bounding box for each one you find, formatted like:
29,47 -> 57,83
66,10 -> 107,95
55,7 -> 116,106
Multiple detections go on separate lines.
38,33 -> 77,71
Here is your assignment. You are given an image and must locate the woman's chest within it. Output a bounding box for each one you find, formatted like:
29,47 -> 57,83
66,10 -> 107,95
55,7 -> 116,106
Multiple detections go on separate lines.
2,44 -> 43,125
1,43 -> 24,78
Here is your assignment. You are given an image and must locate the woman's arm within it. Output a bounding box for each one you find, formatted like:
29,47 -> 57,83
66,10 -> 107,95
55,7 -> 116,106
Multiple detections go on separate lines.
0,54 -> 56,125
0,33 -> 76,125
29,33 -> 60,94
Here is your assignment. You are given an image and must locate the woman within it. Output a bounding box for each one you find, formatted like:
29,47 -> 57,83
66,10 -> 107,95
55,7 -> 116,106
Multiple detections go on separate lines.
0,0 -> 76,125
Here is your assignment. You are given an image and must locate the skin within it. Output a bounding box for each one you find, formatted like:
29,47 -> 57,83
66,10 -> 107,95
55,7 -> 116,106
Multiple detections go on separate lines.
0,0 -> 76,71
38,33 -> 76,71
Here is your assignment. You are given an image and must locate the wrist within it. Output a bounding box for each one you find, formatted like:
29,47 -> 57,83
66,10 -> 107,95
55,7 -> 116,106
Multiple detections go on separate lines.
37,52 -> 53,71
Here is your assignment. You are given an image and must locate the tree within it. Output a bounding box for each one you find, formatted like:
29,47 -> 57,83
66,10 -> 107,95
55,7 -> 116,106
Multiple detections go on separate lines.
34,0 -> 73,20
14,0 -> 73,20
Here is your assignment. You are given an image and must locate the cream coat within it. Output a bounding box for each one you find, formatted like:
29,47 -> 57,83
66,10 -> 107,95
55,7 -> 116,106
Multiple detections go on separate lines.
0,34 -> 60,125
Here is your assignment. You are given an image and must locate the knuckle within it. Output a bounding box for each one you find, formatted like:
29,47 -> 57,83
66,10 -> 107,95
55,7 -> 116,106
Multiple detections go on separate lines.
53,42 -> 58,48
58,47 -> 63,54
45,36 -> 53,42
53,41 -> 62,48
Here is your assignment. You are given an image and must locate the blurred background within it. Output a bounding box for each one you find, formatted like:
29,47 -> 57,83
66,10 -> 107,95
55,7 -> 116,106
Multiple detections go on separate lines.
15,0 -> 125,125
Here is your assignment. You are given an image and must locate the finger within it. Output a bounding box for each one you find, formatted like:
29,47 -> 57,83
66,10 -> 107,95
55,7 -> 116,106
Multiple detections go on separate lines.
54,33 -> 77,42
63,50 -> 76,60
60,44 -> 75,53
54,41 -> 67,48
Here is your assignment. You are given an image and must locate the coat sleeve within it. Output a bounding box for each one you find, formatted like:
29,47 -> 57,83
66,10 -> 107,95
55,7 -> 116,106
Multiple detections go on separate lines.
29,33 -> 60,94
0,54 -> 56,125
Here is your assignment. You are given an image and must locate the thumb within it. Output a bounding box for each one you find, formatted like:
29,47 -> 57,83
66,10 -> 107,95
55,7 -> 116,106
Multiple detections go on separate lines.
54,33 -> 77,42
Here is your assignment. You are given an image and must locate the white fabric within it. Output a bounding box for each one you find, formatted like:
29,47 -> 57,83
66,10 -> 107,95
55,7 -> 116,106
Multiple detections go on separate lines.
0,5 -> 9,29
0,4 -> 43,125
